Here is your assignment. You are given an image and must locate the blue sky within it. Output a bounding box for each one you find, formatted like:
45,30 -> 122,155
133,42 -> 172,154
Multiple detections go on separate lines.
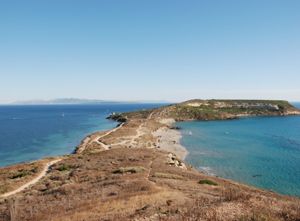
0,0 -> 299,103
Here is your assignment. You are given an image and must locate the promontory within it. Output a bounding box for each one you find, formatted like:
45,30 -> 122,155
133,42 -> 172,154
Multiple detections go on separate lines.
0,99 -> 300,221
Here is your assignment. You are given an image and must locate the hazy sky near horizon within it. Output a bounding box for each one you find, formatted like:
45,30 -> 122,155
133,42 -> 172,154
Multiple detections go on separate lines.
0,0 -> 300,103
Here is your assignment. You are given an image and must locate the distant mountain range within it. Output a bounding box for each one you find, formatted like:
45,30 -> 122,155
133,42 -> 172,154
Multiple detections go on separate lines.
12,98 -> 135,105
11,98 -> 168,105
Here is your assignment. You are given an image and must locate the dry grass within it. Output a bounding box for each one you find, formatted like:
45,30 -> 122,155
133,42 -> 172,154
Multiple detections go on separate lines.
153,172 -> 184,180
221,187 -> 252,202
0,159 -> 49,195
0,149 -> 299,221
0,104 -> 299,220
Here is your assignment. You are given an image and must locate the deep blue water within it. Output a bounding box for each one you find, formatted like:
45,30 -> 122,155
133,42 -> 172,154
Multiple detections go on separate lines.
177,103 -> 300,196
0,103 -> 163,167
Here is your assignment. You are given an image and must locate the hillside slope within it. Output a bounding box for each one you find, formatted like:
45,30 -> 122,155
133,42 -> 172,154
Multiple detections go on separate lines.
149,99 -> 300,121
0,100 -> 299,221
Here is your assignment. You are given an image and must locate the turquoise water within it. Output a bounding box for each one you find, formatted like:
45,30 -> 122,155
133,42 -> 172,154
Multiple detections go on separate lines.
177,103 -> 300,196
0,103 -> 163,167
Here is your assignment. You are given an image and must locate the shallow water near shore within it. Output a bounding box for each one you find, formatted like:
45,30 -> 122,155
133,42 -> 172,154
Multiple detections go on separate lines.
0,103 -> 163,167
177,103 -> 300,196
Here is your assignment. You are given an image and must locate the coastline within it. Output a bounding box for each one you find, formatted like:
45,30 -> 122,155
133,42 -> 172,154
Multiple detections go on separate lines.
75,122 -> 125,154
153,118 -> 188,161
1,102 -> 299,191
1,101 -> 300,220
174,115 -> 300,197
1,111 -> 299,196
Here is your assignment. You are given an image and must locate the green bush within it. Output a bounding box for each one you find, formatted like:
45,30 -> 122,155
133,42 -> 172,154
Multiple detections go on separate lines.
10,170 -> 31,179
198,179 -> 218,186
57,164 -> 71,171
113,166 -> 145,174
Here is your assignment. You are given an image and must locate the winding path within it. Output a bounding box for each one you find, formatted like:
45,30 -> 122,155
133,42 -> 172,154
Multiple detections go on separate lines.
0,159 -> 61,199
128,111 -> 154,147
95,123 -> 125,150
98,111 -> 154,148
0,111 -> 154,199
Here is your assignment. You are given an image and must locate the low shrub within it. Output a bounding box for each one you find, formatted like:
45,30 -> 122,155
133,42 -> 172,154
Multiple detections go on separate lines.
10,170 -> 31,179
57,164 -> 71,171
222,187 -> 250,202
113,166 -> 145,174
198,179 -> 218,186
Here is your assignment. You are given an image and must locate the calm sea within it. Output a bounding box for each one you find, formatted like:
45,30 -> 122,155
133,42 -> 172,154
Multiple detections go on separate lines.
0,103 -> 163,167
177,103 -> 300,196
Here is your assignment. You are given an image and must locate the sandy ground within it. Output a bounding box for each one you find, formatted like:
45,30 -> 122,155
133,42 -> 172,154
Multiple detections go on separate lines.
153,118 -> 188,160
1,110 -> 300,220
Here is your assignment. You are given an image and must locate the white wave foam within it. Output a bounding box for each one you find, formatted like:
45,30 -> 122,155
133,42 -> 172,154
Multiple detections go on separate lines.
198,166 -> 216,176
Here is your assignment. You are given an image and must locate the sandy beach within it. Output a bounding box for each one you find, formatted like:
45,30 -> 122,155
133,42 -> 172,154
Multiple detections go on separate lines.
1,103 -> 300,220
153,127 -> 188,160
153,118 -> 188,160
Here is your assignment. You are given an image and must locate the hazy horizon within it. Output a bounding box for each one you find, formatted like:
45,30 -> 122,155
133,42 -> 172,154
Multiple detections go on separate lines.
1,1 -> 299,103
0,97 -> 299,105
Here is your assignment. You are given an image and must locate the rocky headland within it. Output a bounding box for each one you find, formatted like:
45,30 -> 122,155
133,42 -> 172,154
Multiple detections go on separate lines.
0,99 -> 300,221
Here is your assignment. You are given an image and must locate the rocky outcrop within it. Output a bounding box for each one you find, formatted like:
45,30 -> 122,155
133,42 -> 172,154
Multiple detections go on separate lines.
166,153 -> 186,169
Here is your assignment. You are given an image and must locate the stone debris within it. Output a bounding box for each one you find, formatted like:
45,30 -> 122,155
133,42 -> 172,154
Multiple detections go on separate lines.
167,153 -> 186,169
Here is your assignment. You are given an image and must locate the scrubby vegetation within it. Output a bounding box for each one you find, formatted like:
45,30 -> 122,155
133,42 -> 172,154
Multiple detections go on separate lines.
0,162 -> 43,195
108,100 -> 300,122
113,166 -> 146,174
198,179 -> 218,186
0,99 -> 299,220
0,144 -> 299,221
57,164 -> 71,172
10,167 -> 38,179
152,99 -> 300,121
107,109 -> 154,123
10,170 -> 32,179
